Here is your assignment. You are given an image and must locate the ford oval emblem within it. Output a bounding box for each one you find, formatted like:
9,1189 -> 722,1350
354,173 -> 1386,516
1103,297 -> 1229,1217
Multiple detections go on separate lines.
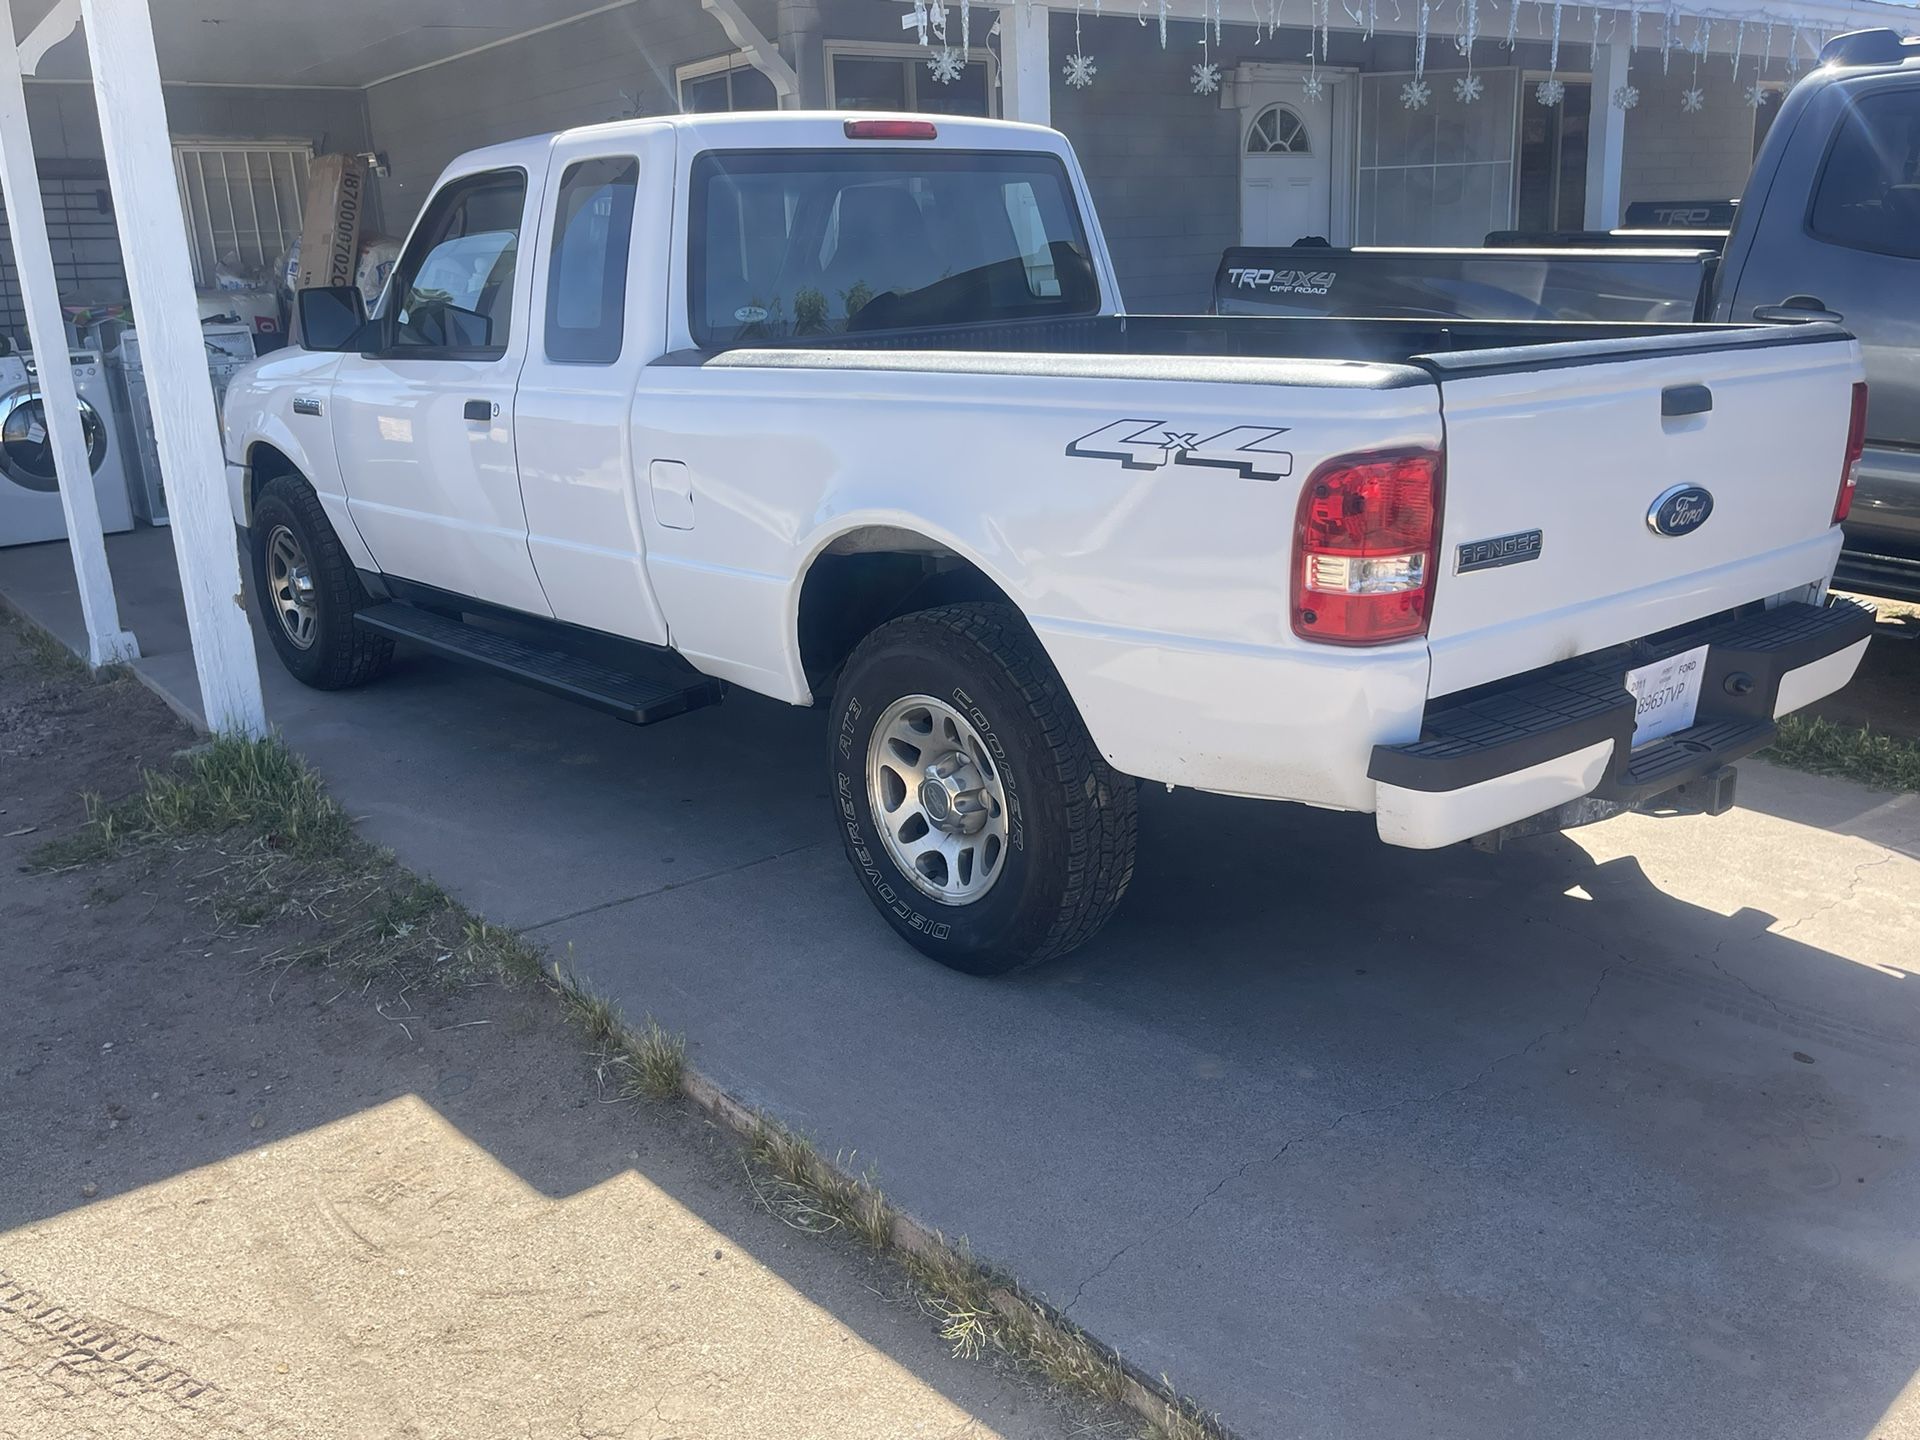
1647,484 -> 1714,537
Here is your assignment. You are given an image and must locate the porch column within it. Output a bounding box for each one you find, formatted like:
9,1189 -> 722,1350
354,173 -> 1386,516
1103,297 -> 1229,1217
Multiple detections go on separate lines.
0,4 -> 137,668
1585,37 -> 1629,231
999,2 -> 1050,126
776,0 -> 827,107
78,0 -> 265,735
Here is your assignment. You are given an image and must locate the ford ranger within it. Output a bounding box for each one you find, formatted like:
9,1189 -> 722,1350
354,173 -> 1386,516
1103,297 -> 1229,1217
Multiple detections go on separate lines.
223,111 -> 1874,975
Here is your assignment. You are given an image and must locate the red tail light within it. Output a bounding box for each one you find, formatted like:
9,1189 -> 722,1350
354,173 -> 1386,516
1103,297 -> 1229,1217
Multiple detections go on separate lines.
843,119 -> 938,140
1292,448 -> 1443,645
1836,381 -> 1868,523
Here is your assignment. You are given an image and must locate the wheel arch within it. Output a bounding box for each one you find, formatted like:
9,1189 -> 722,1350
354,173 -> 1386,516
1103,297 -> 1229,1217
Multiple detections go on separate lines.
239,434 -> 379,575
244,440 -> 307,523
791,522 -> 1030,699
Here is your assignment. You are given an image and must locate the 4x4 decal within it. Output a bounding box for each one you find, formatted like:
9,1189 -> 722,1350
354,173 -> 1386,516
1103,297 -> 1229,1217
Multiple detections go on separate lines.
1065,420 -> 1294,481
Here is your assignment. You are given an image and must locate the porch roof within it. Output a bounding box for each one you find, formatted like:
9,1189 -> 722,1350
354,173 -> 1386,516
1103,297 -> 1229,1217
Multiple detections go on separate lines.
11,0 -> 645,88
9,0 -> 1920,93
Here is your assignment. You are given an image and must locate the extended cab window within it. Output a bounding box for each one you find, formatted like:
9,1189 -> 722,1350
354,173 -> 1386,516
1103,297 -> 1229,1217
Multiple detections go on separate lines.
546,157 -> 639,364
1809,89 -> 1920,259
389,169 -> 527,353
689,149 -> 1097,346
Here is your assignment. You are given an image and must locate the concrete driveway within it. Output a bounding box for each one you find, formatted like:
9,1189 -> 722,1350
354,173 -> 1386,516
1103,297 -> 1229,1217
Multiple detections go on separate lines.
7,527 -> 1920,1440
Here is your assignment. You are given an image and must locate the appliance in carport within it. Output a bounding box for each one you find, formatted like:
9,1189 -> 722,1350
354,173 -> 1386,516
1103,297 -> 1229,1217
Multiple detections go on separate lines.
0,349 -> 134,548
111,321 -> 258,526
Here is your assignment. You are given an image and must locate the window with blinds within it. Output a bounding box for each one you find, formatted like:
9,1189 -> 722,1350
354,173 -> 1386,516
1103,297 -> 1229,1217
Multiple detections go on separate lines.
172,142 -> 313,286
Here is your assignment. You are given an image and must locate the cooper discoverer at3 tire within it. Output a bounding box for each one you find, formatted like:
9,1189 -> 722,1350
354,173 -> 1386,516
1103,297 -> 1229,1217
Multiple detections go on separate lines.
828,603 -> 1137,975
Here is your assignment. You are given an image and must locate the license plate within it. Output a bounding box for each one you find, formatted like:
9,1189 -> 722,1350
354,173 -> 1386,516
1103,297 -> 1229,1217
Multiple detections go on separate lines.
1625,643 -> 1710,748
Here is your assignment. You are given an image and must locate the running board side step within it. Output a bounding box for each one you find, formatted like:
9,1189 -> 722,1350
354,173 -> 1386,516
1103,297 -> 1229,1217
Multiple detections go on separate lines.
354,603 -> 723,725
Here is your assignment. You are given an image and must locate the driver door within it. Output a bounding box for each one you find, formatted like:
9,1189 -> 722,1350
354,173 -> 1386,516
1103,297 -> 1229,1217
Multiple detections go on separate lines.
330,165 -> 551,616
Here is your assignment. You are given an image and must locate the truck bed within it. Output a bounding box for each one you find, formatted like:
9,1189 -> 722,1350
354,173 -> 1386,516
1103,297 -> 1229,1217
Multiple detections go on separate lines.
678,310 -> 1844,383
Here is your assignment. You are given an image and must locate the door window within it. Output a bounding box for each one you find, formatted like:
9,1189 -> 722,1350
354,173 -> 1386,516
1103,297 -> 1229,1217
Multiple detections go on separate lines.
1248,104 -> 1311,154
389,169 -> 528,355
1809,89 -> 1920,259
545,158 -> 639,364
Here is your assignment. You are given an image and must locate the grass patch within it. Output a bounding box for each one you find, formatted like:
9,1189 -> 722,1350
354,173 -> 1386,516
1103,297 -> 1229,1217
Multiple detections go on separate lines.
1766,714 -> 1920,794
13,616 -> 91,681
552,965 -> 689,1105
29,728 -> 549,992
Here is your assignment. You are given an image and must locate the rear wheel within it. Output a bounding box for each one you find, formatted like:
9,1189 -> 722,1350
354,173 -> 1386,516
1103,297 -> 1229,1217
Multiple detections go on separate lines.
248,476 -> 392,689
829,603 -> 1137,975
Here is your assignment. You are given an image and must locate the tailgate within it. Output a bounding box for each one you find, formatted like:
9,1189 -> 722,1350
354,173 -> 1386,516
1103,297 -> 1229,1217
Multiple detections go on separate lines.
1420,325 -> 1860,697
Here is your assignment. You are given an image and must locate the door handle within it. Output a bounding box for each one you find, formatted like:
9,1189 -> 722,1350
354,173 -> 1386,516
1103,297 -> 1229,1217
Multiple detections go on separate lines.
1752,295 -> 1844,324
463,399 -> 494,422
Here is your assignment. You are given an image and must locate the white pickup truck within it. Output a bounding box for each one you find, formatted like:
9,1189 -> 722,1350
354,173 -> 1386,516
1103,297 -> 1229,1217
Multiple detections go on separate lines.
224,111 -> 1875,975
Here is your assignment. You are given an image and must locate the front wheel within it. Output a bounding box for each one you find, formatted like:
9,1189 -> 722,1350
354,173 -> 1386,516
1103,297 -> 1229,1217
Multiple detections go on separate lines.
248,476 -> 393,690
829,603 -> 1137,975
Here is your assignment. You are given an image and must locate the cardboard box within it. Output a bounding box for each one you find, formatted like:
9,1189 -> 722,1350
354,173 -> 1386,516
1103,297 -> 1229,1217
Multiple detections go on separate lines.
295,154 -> 369,293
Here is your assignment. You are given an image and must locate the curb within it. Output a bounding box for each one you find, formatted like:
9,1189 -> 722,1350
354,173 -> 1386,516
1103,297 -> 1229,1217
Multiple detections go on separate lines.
678,1068 -> 1238,1440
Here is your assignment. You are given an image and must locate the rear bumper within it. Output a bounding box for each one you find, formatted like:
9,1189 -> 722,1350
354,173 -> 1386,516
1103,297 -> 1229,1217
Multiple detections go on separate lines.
1368,598 -> 1874,849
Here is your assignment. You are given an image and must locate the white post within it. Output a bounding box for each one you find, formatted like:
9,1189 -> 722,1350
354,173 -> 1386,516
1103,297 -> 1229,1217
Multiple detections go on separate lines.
999,3 -> 1051,127
0,5 -> 137,667
77,0 -> 265,735
1585,38 -> 1629,232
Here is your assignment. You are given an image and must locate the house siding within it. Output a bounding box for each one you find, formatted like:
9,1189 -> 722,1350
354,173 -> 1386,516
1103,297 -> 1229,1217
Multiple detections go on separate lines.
364,0 -> 778,232
1619,61 -> 1769,210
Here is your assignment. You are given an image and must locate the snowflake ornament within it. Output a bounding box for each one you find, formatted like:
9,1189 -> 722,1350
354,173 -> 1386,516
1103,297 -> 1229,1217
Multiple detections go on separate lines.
1062,51 -> 1097,88
1744,82 -> 1767,109
925,46 -> 965,84
1535,77 -> 1565,108
1400,78 -> 1431,109
1611,82 -> 1640,111
1453,73 -> 1484,104
1681,86 -> 1705,114
1302,71 -> 1325,101
1190,60 -> 1221,95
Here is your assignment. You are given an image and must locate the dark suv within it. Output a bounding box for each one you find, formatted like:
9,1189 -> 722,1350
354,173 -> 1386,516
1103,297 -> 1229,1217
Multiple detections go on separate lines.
1709,28 -> 1920,598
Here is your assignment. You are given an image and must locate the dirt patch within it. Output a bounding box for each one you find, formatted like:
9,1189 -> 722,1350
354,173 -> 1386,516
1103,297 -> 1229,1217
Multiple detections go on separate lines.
0,616 -> 1107,1439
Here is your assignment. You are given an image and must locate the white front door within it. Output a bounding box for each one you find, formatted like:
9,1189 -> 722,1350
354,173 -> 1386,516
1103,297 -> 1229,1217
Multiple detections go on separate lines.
1239,73 -> 1342,246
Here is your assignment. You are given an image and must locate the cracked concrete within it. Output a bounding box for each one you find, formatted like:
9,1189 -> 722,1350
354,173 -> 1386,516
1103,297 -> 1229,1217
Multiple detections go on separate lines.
7,530 -> 1920,1440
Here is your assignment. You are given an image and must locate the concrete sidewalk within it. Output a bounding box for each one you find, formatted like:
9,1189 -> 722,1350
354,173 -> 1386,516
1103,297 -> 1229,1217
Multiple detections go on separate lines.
7,527 -> 1920,1439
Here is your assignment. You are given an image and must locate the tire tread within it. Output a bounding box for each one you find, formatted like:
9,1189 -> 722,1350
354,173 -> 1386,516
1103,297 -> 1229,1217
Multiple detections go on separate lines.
838,602 -> 1137,969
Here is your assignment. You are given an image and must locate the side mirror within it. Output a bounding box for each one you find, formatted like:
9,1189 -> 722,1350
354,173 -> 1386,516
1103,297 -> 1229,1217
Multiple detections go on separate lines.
296,286 -> 367,352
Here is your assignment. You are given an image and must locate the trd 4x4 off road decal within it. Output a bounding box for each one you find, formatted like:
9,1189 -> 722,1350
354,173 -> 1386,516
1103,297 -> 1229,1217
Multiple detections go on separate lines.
1225,267 -> 1336,296
1065,420 -> 1294,481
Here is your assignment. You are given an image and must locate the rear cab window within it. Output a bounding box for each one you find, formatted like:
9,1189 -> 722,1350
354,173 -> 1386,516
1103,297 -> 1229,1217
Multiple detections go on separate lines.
546,156 -> 640,364
688,149 -> 1098,347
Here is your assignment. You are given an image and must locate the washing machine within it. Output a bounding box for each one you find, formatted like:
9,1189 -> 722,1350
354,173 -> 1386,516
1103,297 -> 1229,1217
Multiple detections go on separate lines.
0,349 -> 134,547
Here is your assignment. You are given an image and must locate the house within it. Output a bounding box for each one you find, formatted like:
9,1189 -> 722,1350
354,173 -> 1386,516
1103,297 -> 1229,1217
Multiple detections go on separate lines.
0,0 -> 1914,728
10,0 -> 1916,324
